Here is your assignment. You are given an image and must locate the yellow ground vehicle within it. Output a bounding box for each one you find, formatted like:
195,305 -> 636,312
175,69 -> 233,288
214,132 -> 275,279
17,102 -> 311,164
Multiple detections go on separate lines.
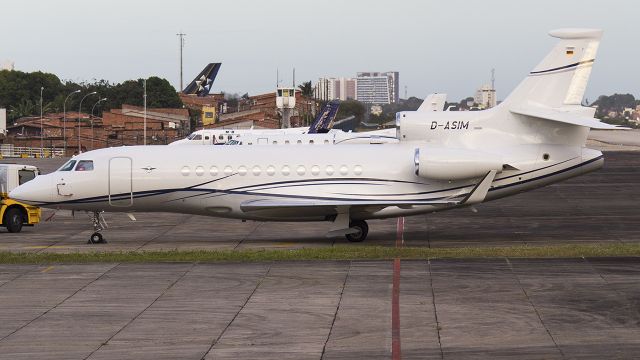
0,164 -> 41,232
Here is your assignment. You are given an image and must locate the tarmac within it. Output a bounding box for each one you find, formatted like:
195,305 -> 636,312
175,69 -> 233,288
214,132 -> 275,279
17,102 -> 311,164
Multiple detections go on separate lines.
0,259 -> 639,359
0,147 -> 639,359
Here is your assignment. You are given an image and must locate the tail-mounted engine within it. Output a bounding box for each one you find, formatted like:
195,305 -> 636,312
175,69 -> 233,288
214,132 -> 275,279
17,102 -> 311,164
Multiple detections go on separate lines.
414,147 -> 504,181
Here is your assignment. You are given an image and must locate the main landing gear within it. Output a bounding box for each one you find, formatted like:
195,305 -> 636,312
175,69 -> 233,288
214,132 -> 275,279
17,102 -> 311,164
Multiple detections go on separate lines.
88,211 -> 108,244
345,220 -> 368,242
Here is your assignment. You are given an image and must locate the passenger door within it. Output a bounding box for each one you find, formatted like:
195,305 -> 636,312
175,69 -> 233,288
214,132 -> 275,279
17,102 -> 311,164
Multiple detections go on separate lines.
109,157 -> 132,207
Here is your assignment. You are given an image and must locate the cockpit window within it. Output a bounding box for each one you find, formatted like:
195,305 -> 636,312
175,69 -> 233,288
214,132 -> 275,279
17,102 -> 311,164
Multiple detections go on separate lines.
58,160 -> 77,171
75,160 -> 94,171
191,134 -> 202,141
18,170 -> 36,185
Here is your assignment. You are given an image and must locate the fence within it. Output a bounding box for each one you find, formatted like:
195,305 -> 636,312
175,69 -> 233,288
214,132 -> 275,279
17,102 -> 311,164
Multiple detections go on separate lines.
0,144 -> 65,158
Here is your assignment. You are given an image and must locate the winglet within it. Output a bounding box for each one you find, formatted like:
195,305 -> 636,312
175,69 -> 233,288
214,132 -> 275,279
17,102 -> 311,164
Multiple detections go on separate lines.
461,170 -> 497,205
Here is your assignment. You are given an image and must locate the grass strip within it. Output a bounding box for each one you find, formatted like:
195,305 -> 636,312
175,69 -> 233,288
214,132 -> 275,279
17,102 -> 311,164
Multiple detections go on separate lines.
0,243 -> 639,264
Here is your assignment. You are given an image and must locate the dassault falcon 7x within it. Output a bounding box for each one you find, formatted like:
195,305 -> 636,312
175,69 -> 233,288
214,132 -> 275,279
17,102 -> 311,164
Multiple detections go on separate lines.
11,29 -> 623,244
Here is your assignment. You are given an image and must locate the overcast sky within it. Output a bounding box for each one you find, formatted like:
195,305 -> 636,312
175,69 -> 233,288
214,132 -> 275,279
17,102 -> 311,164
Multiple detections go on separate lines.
1,0 -> 637,102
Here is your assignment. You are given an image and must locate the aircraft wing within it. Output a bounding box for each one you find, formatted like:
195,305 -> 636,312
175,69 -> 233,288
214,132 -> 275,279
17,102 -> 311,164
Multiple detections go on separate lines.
511,106 -> 628,129
240,198 -> 456,211
241,170 -> 497,212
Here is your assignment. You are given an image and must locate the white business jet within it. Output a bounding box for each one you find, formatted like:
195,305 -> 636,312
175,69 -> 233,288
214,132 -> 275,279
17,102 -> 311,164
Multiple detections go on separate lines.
11,29 -> 622,244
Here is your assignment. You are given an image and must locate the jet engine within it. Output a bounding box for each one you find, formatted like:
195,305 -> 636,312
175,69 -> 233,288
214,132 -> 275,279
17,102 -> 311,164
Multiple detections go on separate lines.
414,147 -> 504,180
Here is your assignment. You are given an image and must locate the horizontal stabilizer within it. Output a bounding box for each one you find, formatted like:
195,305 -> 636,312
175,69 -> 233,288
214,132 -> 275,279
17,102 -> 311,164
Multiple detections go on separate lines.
511,106 -> 626,130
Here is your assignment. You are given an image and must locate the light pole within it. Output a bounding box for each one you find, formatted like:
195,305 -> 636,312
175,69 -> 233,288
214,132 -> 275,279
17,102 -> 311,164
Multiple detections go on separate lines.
90,97 -> 107,150
39,87 -> 44,156
78,91 -> 97,153
143,79 -> 147,145
63,89 -> 81,156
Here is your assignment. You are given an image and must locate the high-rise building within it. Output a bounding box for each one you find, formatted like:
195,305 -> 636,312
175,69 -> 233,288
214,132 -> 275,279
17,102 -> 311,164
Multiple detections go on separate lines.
355,71 -> 399,104
474,84 -> 497,109
314,77 -> 356,101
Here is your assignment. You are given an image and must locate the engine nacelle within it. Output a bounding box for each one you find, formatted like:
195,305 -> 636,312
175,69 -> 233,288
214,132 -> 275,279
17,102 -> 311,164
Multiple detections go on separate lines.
414,147 -> 503,180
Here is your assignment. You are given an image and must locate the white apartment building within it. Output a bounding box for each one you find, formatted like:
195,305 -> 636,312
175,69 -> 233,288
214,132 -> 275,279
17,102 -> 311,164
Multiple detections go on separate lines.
355,71 -> 399,104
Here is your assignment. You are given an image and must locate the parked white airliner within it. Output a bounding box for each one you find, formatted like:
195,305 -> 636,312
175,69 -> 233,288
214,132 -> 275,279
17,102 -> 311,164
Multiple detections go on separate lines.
11,29 -> 622,244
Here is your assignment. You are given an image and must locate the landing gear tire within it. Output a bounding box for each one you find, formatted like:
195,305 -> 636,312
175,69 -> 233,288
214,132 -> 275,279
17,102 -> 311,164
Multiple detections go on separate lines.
5,208 -> 24,233
346,220 -> 368,242
88,232 -> 106,244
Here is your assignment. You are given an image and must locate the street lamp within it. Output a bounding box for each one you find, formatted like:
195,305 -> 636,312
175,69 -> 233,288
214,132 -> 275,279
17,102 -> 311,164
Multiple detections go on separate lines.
90,97 -> 107,150
78,91 -> 97,153
39,86 -> 44,156
63,89 -> 81,156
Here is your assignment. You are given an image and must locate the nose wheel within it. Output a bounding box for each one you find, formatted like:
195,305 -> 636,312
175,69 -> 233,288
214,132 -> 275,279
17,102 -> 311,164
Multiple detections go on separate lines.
87,211 -> 107,244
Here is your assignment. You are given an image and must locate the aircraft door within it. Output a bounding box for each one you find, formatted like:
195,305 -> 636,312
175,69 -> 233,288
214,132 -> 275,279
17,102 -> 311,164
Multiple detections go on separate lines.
109,157 -> 132,207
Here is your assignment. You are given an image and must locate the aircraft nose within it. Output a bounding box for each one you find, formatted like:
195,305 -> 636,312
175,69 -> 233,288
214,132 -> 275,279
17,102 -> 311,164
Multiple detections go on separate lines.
9,174 -> 53,205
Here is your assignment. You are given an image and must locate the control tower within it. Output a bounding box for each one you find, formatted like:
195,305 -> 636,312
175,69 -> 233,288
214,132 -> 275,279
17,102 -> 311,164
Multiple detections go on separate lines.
276,69 -> 297,128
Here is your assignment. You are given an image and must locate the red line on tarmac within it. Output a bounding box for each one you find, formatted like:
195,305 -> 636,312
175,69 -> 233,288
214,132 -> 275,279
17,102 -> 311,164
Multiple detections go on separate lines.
392,217 -> 404,360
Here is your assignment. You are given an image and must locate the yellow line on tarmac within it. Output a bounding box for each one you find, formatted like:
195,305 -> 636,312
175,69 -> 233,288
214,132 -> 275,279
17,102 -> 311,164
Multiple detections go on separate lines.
41,266 -> 55,273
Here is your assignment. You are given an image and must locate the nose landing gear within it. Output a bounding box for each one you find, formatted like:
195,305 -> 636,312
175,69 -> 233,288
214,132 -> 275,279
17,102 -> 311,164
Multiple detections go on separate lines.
88,211 -> 108,244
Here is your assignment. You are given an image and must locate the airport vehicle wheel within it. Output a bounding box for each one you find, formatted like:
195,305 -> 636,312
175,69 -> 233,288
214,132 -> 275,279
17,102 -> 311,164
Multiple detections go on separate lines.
346,220 -> 368,242
88,232 -> 105,244
4,208 -> 24,233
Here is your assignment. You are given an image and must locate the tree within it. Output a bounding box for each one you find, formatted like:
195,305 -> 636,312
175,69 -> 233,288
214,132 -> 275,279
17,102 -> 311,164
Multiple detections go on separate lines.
336,100 -> 366,126
298,81 -> 313,97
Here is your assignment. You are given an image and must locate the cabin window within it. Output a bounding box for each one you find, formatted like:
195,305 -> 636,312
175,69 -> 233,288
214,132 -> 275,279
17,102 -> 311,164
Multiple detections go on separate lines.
273,141 -> 278,144
75,160 -> 94,171
309,140 -> 314,144
297,140 -> 302,144
324,140 -> 330,144
210,166 -> 219,176
195,166 -> 205,176
296,165 -> 306,176
18,170 -> 36,185
354,165 -> 363,175
281,165 -> 290,176
238,166 -> 247,176
285,140 -> 290,144
58,160 -> 77,171
219,135 -> 224,140
204,136 -> 210,141
224,166 -> 233,175
326,165 -> 334,176
339,165 -> 349,176
266,165 -> 276,176
252,166 -> 261,176
311,165 -> 320,176
181,166 -> 190,176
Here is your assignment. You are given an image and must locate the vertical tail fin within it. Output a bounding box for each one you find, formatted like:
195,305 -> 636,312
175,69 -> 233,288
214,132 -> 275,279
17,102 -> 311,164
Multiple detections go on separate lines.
500,29 -> 602,109
182,63 -> 222,96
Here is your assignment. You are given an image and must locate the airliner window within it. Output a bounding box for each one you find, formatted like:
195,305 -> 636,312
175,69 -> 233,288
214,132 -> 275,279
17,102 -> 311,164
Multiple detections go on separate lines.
187,133 -> 197,140
219,135 -> 224,140
192,134 -> 202,140
18,170 -> 36,185
75,160 -> 94,171
58,160 -> 76,171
